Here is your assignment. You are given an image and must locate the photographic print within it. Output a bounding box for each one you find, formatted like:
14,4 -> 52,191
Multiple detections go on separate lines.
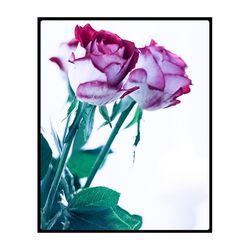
38,17 -> 212,232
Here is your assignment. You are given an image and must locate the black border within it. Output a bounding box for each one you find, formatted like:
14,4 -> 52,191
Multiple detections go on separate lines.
38,17 -> 212,233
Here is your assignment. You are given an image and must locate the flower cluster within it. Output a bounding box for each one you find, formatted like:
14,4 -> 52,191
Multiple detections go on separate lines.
51,24 -> 191,110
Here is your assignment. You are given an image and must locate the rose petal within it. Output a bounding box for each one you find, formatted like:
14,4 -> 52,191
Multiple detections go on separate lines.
76,81 -> 122,105
67,38 -> 79,48
166,50 -> 187,67
120,86 -> 140,99
116,47 -> 125,57
125,70 -> 162,110
68,58 -> 107,93
90,53 -> 126,71
147,45 -> 185,75
103,63 -> 123,84
75,24 -> 97,48
97,30 -> 122,45
164,75 -> 191,94
160,61 -> 185,75
127,69 -> 147,83
97,41 -> 119,54
137,48 -> 165,91
91,40 -> 102,55
49,57 -> 65,72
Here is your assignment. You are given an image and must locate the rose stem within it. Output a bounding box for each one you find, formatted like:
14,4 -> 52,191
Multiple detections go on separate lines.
84,100 -> 136,188
41,102 -> 84,229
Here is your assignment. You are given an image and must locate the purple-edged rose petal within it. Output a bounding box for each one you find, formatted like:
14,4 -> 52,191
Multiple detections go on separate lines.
68,57 -> 106,93
76,81 -> 123,105
124,41 -> 191,110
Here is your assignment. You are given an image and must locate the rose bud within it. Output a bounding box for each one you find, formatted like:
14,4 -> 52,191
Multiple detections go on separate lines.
124,40 -> 191,110
50,38 -> 79,76
68,24 -> 139,106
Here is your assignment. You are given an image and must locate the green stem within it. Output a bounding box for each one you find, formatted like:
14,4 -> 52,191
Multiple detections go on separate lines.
41,102 -> 84,229
84,100 -> 136,188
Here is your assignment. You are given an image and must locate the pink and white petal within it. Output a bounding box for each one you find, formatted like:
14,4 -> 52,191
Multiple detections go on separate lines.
103,63 -> 123,85
166,50 -> 187,67
76,81 -> 122,105
159,60 -> 185,75
68,58 -> 107,93
120,86 -> 140,99
125,76 -> 162,110
137,48 -> 165,90
90,54 -> 126,71
127,69 -> 147,83
164,75 -> 191,94
97,41 -> 119,54
116,47 -> 125,57
147,44 -> 165,62
90,40 -> 102,55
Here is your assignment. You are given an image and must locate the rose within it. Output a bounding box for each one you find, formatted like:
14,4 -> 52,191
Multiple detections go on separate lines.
68,24 -> 139,106
50,38 -> 79,76
124,40 -> 191,110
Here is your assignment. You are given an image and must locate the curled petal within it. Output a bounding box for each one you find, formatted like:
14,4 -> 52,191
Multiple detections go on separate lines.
76,81 -> 123,105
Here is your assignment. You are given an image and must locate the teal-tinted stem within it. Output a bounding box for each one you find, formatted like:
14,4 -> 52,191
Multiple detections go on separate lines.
41,102 -> 84,229
84,100 -> 136,188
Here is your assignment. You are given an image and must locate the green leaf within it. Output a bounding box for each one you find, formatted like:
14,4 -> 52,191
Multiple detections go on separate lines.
41,159 -> 73,230
125,105 -> 143,129
99,105 -> 112,127
50,120 -> 62,153
99,97 -> 135,129
110,101 -> 121,121
66,78 -> 75,103
72,104 -> 96,151
68,186 -> 120,213
40,133 -> 52,179
67,96 -> 79,117
67,147 -> 112,178
67,205 -> 142,230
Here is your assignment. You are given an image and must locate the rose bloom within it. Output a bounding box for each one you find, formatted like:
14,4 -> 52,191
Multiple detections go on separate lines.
50,38 -> 79,76
124,40 -> 191,110
68,24 -> 139,105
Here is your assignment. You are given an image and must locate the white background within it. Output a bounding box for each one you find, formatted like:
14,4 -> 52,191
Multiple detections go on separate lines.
1,0 -> 250,249
41,20 -> 209,230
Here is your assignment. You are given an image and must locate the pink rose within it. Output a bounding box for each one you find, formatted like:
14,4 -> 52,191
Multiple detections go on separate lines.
124,40 -> 191,110
50,38 -> 79,75
68,24 -> 139,105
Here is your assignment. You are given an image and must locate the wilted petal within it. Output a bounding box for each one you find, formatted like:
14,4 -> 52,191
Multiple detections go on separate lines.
76,81 -> 122,105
